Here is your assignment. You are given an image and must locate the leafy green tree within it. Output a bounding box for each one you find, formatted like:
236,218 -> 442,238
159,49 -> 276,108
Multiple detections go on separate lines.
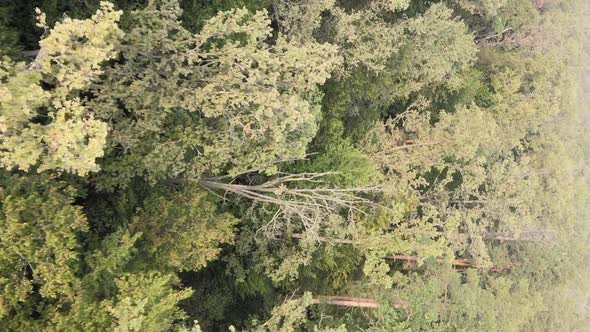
273,0 -> 335,42
370,264 -> 542,331
315,2 -> 477,149
0,2 -> 122,175
453,0 -> 510,17
107,272 -> 192,332
91,0 -> 341,189
0,173 -> 86,329
129,186 -> 237,272
0,0 -> 589,330
181,0 -> 271,33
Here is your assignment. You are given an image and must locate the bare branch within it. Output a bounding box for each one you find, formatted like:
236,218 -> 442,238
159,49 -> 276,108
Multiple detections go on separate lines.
200,172 -> 380,240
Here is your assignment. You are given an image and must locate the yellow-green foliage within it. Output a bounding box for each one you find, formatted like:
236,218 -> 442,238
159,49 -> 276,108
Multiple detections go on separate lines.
331,6 -> 404,74
0,174 -> 86,321
273,0 -> 336,41
130,187 -> 237,272
35,2 -> 122,94
371,265 -> 542,331
246,292 -> 313,331
0,2 -> 122,175
323,2 -> 477,116
390,4 -> 477,98
92,1 -> 341,189
362,101 -> 555,266
107,272 -> 192,332
370,0 -> 411,12
0,0 -> 588,330
453,0 -> 510,16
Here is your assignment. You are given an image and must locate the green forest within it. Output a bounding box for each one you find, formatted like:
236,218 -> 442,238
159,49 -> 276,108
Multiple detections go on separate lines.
0,0 -> 589,330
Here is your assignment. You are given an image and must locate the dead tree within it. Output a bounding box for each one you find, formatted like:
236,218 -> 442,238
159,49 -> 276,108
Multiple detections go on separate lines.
200,172 -> 379,237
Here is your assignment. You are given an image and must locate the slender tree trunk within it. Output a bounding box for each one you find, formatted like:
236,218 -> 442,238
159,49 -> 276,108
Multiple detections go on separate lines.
310,296 -> 406,309
287,232 -> 355,244
311,296 -> 379,308
484,230 -> 555,242
386,255 -> 513,271
22,50 -> 40,57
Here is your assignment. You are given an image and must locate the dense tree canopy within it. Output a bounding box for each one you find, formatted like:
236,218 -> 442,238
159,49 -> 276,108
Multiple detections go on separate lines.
0,0 -> 589,330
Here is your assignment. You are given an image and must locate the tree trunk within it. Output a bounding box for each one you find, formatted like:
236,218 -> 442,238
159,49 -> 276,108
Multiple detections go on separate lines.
386,255 -> 513,271
22,50 -> 40,57
311,296 -> 379,308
